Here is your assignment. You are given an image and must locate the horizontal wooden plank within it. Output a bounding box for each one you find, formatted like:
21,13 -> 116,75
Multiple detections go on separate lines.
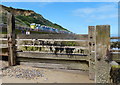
0,48 -> 8,56
16,39 -> 88,42
0,44 -> 8,48
112,52 -> 120,62
17,57 -> 88,64
0,38 -> 7,40
0,40 -> 7,44
0,54 -> 8,56
17,49 -> 89,56
110,49 -> 120,52
4,36 -> 119,41
17,56 -> 89,70
17,52 -> 88,61
17,34 -> 88,40
0,38 -> 88,43
1,38 -> 88,42
111,37 -> 120,39
0,34 -> 88,40
19,61 -> 89,71
17,41 -> 88,48
17,45 -> 89,49
0,38 -> 88,47
0,34 -> 7,38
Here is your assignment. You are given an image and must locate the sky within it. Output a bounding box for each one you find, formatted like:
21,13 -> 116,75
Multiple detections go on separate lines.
0,2 -> 119,35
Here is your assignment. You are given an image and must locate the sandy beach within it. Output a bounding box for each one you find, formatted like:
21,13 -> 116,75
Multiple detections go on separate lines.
0,60 -> 94,83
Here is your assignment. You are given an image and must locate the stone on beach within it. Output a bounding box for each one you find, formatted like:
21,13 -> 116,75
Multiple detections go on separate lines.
2,66 -> 45,80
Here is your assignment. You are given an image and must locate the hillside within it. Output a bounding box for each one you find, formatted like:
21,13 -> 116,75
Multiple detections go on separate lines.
0,5 -> 69,31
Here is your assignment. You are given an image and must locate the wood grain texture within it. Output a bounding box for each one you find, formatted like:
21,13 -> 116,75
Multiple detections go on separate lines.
17,52 -> 88,61
7,13 -> 16,66
88,26 -> 95,80
95,25 -> 110,83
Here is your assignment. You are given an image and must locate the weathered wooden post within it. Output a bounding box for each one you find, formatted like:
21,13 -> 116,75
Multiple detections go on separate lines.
7,12 -> 16,66
95,25 -> 110,83
88,26 -> 95,80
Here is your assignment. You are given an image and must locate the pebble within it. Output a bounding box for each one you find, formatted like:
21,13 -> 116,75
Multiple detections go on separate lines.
44,78 -> 48,81
2,66 -> 45,80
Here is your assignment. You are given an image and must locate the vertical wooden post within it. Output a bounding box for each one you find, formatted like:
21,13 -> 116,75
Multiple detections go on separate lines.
95,25 -> 110,83
88,26 -> 95,80
7,12 -> 16,66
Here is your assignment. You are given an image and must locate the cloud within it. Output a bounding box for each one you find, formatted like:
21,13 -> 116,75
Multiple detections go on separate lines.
73,4 -> 118,20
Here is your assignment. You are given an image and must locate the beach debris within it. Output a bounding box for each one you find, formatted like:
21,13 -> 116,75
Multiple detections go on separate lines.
44,78 -> 48,81
2,66 -> 45,80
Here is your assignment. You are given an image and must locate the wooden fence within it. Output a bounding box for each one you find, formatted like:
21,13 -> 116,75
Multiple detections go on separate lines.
0,13 -> 120,83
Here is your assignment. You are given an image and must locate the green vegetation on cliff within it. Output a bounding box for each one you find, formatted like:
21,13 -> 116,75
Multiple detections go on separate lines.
0,5 -> 69,31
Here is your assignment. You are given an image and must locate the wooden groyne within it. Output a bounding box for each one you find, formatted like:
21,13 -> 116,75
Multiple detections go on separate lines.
0,12 -> 120,83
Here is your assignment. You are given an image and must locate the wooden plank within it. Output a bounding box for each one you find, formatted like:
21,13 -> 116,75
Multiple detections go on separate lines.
0,34 -> 7,38
17,34 -> 88,40
17,57 -> 88,64
0,46 -> 8,51
88,26 -> 95,80
111,52 -> 120,62
110,49 -> 120,52
18,60 -> 89,71
7,13 -> 16,66
17,52 -> 88,61
0,54 -> 8,56
0,38 -> 7,40
16,39 -> 88,41
0,40 -> 7,44
95,25 -> 110,83
110,37 -> 120,39
0,44 -> 8,48
20,50 -> 89,55
16,40 -> 88,47
16,45 -> 88,50
0,38 -> 89,47
1,39 -> 86,42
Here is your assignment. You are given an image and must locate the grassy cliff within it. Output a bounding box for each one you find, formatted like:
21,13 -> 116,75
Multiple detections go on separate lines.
0,5 -> 69,31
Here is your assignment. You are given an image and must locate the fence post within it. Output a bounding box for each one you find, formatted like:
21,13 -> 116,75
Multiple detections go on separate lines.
7,12 -> 16,66
95,25 -> 110,83
88,26 -> 95,80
